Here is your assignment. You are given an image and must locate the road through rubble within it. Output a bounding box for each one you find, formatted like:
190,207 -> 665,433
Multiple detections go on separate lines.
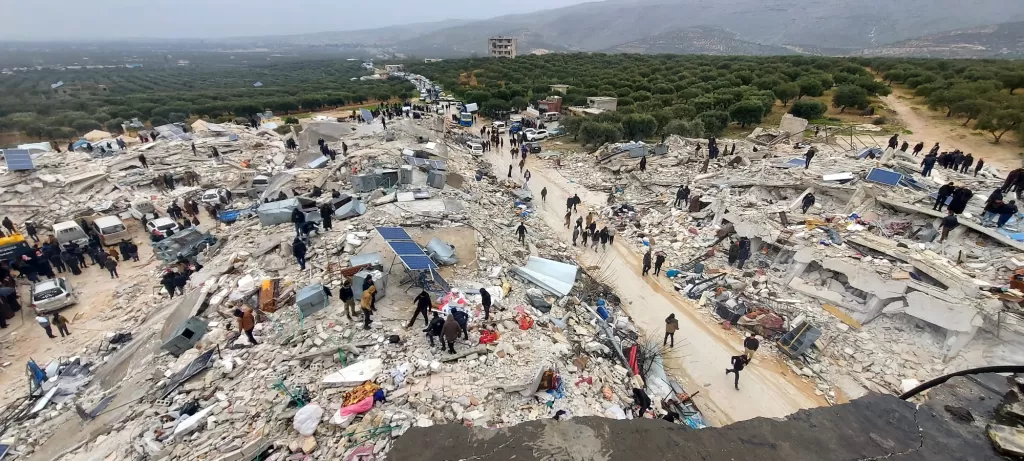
480,143 -> 825,425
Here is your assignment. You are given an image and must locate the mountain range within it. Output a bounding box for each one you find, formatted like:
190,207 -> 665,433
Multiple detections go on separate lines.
260,0 -> 1024,58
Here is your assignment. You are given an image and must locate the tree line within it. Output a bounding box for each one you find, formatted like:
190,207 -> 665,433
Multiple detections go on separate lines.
404,54 -> 1024,146
0,60 -> 414,141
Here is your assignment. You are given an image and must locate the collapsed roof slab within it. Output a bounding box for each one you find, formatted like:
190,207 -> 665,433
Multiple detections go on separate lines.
820,258 -> 907,299
905,291 -> 983,334
876,197 -> 1024,252
845,233 -> 977,298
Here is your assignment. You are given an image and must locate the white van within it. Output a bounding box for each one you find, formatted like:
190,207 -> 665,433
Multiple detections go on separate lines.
53,221 -> 90,249
467,142 -> 484,154
544,112 -> 561,122
92,216 -> 130,246
492,121 -> 506,133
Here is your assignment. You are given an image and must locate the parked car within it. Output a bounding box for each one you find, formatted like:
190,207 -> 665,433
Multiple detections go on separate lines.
146,217 -> 180,238
200,188 -> 230,206
491,121 -> 506,133
91,215 -> 130,246
526,129 -> 548,141
526,142 -> 543,153
548,126 -> 567,137
31,278 -> 77,314
467,142 -> 484,154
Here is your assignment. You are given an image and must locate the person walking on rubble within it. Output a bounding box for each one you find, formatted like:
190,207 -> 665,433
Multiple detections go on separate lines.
675,185 -> 690,208
572,225 -> 580,246
292,238 -> 307,270
975,158 -> 985,177
320,203 -> 333,232
235,308 -> 257,345
339,278 -> 356,320
801,193 -> 816,214
507,165 -> 513,179
441,313 -> 461,354
912,142 -> 924,156
408,290 -> 432,328
1,217 -> 14,236
360,282 -> 376,330
599,227 -> 609,251
997,201 -> 1019,229
291,207 -> 305,235
654,251 -> 666,275
425,312 -> 445,348
725,354 -> 747,390
736,237 -> 751,270
940,209 -> 959,243
900,141 -> 909,152
541,187 -> 547,203
516,222 -> 528,246
664,314 -> 678,347
639,155 -> 647,173
642,249 -> 652,276
744,334 -> 760,362
921,153 -> 937,178
803,147 -> 816,169
480,287 -> 493,321
933,182 -> 955,212
138,153 -> 148,169
961,153 -> 974,174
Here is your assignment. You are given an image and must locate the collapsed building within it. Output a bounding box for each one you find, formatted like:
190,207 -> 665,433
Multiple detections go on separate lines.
0,111 -> 706,461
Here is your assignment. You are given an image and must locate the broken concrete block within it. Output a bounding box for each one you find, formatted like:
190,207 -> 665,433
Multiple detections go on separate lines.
988,424 -> 1024,457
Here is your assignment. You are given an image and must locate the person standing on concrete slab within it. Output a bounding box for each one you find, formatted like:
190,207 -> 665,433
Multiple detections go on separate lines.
24,222 -> 38,242
934,182 -> 955,211
975,159 -> 985,177
997,201 -> 1018,228
929,143 -> 940,155
803,147 -> 816,169
912,142 -> 924,156
235,308 -> 257,345
642,250 -> 652,276
516,222 -> 528,246
480,288 -> 492,321
939,210 -> 959,242
725,355 -> 747,390
320,203 -> 333,232
408,290 -> 432,327
291,207 -> 306,235
339,279 -> 356,320
36,313 -> 55,339
900,141 -> 909,152
674,185 -> 690,208
744,334 -> 760,362
920,153 -> 937,177
801,193 -> 816,214
960,154 -> 974,174
52,312 -> 70,337
138,153 -> 149,169
664,314 -> 678,347
441,313 -> 460,354
292,238 -> 307,270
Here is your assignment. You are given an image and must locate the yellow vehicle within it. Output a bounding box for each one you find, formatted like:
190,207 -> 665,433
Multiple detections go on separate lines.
0,233 -> 32,262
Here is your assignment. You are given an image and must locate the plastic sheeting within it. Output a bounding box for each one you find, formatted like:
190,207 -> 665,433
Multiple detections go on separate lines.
512,256 -> 578,296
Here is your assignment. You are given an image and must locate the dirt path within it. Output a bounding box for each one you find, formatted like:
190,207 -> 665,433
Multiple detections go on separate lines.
477,133 -> 825,426
883,91 -> 1022,171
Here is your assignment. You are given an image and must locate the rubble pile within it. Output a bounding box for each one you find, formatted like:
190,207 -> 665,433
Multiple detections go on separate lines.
0,113 -> 690,461
550,133 -> 1024,402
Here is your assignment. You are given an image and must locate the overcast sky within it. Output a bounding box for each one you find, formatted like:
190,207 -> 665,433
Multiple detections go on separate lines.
2,0 -> 594,41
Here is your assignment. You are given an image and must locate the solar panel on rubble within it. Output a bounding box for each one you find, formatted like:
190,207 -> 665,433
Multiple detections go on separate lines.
404,156 -> 448,170
377,226 -> 412,241
865,168 -> 902,186
388,240 -> 425,256
786,158 -> 805,167
402,255 -> 437,271
2,149 -> 34,171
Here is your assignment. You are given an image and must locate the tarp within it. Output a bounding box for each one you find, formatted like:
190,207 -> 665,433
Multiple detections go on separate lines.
83,130 -> 112,142
512,256 -> 578,296
426,237 -> 458,265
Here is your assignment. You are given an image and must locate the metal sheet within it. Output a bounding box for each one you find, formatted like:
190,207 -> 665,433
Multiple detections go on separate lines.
865,168 -> 902,186
376,227 -> 413,241
512,256 -> 578,296
161,346 -> 218,398
3,149 -> 34,171
360,109 -> 374,123
349,252 -> 382,267
154,123 -> 191,142
334,199 -> 367,219
425,237 -> 458,265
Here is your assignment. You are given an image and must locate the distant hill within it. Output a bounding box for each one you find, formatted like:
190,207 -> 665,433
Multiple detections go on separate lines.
605,26 -> 795,55
853,22 -> 1024,58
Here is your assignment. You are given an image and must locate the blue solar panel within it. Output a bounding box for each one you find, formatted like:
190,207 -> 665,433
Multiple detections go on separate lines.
401,255 -> 437,271
376,226 -> 412,241
388,241 -> 425,256
3,149 -> 34,171
865,168 -> 902,186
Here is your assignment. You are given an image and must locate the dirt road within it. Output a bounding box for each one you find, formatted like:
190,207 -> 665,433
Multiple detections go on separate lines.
479,135 -> 825,425
884,92 -> 1022,171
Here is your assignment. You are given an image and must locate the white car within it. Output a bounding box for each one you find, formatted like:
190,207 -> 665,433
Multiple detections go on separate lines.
526,129 -> 548,141
200,188 -> 229,206
467,142 -> 484,154
147,217 -> 180,238
31,278 -> 77,314
492,121 -> 506,133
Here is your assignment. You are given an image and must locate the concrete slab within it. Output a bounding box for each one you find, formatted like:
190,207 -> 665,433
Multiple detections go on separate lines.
877,198 -> 1024,251
905,291 -> 982,333
820,258 -> 906,299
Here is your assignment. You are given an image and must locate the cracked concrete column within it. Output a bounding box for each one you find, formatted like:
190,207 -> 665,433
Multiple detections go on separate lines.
784,246 -> 816,287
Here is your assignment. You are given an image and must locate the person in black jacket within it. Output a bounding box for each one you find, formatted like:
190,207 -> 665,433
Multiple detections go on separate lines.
743,334 -> 760,362
642,250 -> 652,276
725,355 -> 747,390
291,207 -> 305,234
292,238 -> 307,270
802,193 -> 816,214
424,312 -> 445,348
653,251 -> 666,275
480,288 -> 492,321
339,279 -> 355,320
408,290 -> 432,328
319,203 -> 333,232
934,182 -> 955,211
161,271 -> 177,298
